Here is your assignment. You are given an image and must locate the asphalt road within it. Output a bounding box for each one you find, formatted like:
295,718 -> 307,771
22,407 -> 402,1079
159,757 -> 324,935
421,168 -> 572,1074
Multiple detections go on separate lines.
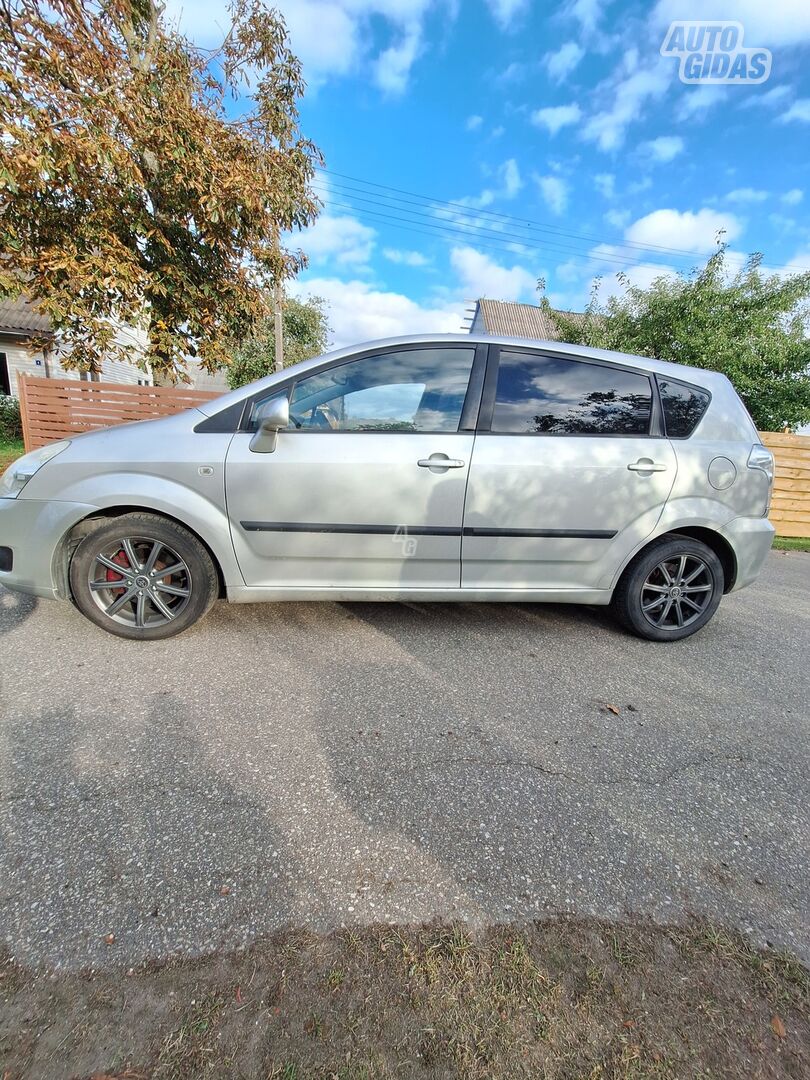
1,551 -> 808,971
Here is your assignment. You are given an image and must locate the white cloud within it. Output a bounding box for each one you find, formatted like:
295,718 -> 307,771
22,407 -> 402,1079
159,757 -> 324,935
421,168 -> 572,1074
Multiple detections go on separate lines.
628,176 -> 652,195
450,246 -> 538,300
594,172 -> 615,198
641,135 -> 684,162
544,41 -> 585,82
535,174 -> 569,215
725,188 -> 768,203
781,100 -> 810,124
457,158 -> 523,210
497,60 -> 528,84
582,53 -> 671,150
605,208 -> 630,229
289,276 -> 461,346
383,247 -> 431,266
466,114 -> 483,131
374,23 -> 422,94
782,189 -> 804,206
530,103 -> 582,134
652,0 -> 810,48
297,213 -> 376,267
769,213 -> 797,233
486,0 -> 530,30
500,158 -> 523,198
743,85 -> 792,109
625,208 -> 742,252
566,0 -> 605,33
675,85 -> 727,121
780,250 -> 810,277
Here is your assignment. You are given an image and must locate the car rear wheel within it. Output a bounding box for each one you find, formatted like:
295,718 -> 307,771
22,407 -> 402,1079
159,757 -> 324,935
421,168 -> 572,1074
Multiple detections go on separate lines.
69,513 -> 218,640
610,534 -> 724,642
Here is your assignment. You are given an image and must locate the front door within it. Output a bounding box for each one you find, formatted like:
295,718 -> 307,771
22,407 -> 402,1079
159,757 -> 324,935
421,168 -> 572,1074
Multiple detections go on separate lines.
226,344 -> 483,591
462,347 -> 677,592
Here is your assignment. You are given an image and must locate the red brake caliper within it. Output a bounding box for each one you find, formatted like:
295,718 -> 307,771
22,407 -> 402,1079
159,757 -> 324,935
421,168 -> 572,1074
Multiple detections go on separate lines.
106,549 -> 131,596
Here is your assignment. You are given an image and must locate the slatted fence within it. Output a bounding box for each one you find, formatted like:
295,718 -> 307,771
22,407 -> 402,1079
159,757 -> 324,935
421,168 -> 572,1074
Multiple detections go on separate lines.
18,375 -> 219,451
759,430 -> 810,539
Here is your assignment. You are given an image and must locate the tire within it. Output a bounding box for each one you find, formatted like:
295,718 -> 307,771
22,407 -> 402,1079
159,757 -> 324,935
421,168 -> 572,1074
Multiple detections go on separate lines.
69,512 -> 218,640
610,534 -> 724,642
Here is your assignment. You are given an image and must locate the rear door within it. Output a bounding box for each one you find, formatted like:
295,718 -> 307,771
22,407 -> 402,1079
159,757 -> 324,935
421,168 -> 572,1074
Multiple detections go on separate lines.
461,347 -> 677,592
226,343 -> 485,591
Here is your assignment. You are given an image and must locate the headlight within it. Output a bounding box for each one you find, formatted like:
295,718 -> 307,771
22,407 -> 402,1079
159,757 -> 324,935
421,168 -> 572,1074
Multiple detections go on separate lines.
0,440 -> 71,499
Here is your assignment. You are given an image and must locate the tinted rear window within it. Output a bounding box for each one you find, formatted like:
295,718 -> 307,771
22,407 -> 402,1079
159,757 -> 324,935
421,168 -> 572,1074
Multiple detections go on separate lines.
658,379 -> 710,438
492,351 -> 653,435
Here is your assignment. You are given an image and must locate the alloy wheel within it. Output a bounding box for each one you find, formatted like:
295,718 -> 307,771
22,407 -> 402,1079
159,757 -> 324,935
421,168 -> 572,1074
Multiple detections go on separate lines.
640,553 -> 714,631
87,536 -> 192,629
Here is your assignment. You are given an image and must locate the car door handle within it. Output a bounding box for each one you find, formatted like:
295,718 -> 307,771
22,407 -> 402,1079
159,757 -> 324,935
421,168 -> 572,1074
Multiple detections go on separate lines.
627,459 -> 668,473
418,456 -> 465,469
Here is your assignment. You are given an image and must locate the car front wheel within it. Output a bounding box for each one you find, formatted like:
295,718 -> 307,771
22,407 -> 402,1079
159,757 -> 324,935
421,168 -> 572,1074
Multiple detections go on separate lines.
69,513 -> 218,640
610,535 -> 724,642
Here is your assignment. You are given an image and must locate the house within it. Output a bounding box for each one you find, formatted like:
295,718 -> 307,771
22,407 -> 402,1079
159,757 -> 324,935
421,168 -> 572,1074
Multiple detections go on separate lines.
468,298 -> 583,339
0,295 -> 229,396
0,295 -> 153,396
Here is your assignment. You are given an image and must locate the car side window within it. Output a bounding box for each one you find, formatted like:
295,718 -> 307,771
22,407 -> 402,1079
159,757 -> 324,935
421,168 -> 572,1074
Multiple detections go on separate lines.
658,378 -> 710,438
253,347 -> 476,433
491,351 -> 653,436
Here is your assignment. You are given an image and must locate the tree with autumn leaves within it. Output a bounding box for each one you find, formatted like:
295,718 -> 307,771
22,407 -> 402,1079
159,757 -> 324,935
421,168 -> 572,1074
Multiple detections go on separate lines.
0,0 -> 321,382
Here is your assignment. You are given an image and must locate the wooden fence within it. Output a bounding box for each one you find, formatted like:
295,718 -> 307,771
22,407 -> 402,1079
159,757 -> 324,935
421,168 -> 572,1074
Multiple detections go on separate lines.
18,375 -> 219,451
15,376 -> 810,539
759,430 -> 810,538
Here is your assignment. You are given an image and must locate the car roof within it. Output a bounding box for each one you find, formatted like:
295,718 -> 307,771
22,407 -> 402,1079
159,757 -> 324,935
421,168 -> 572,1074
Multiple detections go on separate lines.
195,333 -> 727,417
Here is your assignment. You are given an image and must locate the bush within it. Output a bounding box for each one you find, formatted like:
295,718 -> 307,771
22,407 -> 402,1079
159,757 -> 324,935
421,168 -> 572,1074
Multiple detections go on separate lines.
0,396 -> 23,442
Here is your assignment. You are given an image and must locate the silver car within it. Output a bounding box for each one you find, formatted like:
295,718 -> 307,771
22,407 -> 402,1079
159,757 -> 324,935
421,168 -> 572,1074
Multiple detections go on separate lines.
0,334 -> 775,641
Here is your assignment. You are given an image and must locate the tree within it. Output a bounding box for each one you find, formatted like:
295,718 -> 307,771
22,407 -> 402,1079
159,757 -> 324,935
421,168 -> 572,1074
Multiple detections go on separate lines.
0,0 -> 321,382
226,294 -> 330,388
546,245 -> 810,431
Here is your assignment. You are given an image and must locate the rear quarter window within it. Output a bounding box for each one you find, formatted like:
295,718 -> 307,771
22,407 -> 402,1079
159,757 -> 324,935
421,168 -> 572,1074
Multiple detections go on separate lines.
658,378 -> 710,438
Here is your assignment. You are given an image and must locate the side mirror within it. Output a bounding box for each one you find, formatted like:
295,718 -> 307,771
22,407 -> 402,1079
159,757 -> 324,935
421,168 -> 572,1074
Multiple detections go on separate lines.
249,394 -> 290,454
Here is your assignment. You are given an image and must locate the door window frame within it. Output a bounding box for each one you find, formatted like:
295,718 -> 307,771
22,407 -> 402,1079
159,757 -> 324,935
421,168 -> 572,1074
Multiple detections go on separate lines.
475,344 -> 665,438
236,341 -> 489,436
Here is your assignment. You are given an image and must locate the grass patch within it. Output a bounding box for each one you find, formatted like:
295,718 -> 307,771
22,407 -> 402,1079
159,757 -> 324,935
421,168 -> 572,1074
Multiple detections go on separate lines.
0,919 -> 807,1079
0,435 -> 24,472
773,536 -> 810,552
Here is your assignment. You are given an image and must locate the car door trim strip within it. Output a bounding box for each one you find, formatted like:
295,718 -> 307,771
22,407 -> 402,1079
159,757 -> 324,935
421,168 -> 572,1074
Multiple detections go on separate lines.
462,527 -> 617,539
241,521 -> 617,539
240,521 -> 462,535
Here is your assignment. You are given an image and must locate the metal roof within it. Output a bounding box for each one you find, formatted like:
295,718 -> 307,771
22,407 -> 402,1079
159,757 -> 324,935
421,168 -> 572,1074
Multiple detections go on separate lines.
473,298 -> 583,339
0,295 -> 52,337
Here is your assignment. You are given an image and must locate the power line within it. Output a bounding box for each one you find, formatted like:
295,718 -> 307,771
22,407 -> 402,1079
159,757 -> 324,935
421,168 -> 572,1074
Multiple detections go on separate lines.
314,184 -> 705,273
314,167 -> 810,276
320,194 -> 684,271
317,169 -> 705,261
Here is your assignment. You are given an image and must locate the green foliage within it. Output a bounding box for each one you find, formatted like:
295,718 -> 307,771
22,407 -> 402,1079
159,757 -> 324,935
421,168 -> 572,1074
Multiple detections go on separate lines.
547,246 -> 810,431
0,396 -> 23,442
226,295 -> 330,389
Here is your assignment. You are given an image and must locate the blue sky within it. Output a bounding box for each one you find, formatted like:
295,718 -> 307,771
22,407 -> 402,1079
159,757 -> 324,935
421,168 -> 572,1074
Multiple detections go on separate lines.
166,0 -> 810,347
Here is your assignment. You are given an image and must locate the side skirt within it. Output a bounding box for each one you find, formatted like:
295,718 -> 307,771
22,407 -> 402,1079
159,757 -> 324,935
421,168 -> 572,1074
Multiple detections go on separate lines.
226,586 -> 612,605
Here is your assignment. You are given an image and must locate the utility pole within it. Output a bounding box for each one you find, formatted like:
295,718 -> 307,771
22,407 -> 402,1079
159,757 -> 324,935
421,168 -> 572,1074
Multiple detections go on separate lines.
273,282 -> 284,372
